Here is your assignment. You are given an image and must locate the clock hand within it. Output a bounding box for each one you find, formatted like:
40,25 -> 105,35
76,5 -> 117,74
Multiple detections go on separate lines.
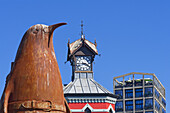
82,63 -> 90,67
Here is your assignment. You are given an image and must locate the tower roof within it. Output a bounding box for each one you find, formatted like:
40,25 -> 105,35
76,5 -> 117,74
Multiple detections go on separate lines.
63,76 -> 112,94
67,38 -> 98,61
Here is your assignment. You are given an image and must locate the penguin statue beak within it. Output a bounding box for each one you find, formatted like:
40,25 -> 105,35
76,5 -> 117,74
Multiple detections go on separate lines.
49,23 -> 67,33
48,23 -> 67,47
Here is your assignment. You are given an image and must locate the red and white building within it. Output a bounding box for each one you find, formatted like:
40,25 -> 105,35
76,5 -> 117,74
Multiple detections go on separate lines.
64,93 -> 117,113
64,25 -> 117,113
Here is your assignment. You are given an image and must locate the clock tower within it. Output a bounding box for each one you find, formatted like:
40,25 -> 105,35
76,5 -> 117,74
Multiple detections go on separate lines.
64,22 -> 117,113
67,22 -> 98,81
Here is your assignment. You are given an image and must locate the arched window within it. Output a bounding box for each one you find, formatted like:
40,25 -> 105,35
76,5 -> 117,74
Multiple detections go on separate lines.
109,109 -> 113,113
85,108 -> 91,113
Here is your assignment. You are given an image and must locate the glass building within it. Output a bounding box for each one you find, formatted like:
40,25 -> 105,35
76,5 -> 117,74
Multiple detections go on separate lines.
113,72 -> 166,113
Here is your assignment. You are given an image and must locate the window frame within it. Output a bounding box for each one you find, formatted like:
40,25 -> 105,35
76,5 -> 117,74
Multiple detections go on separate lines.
135,88 -> 143,98
145,98 -> 153,110
125,89 -> 133,98
125,100 -> 133,111
145,87 -> 153,97
115,101 -> 123,112
135,99 -> 143,110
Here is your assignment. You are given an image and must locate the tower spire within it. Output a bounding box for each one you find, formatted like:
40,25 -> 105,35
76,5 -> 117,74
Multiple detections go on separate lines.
81,20 -> 84,39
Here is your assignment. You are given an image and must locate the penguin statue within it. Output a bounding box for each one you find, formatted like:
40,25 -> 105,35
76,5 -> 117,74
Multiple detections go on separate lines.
0,23 -> 71,113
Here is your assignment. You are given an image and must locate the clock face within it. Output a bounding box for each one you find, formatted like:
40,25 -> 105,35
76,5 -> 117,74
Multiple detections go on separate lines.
76,56 -> 91,71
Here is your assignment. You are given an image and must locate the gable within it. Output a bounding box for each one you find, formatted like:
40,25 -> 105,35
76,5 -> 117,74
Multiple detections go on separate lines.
74,46 -> 95,56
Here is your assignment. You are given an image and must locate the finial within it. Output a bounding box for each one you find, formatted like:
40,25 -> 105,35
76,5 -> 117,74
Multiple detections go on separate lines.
94,39 -> 97,47
81,20 -> 84,39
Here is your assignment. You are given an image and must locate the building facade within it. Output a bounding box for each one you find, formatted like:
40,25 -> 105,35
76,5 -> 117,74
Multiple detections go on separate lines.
63,26 -> 117,113
113,72 -> 166,113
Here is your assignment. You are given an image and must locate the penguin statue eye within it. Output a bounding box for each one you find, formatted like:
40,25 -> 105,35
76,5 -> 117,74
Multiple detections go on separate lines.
32,29 -> 39,34
43,27 -> 49,33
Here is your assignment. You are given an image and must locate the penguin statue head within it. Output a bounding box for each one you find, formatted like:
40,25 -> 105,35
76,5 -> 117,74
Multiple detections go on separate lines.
14,23 -> 67,64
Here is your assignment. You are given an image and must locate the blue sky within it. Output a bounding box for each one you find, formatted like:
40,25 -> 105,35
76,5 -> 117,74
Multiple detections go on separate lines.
0,0 -> 169,112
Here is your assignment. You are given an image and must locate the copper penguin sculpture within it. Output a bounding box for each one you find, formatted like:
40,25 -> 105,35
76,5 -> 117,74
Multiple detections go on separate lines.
0,23 -> 71,113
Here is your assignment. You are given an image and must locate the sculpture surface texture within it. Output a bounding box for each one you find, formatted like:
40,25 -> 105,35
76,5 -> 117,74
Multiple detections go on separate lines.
0,23 -> 71,113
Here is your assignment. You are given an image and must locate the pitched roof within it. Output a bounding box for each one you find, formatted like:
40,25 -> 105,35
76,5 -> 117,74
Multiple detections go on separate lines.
63,77 -> 112,94
67,38 -> 98,60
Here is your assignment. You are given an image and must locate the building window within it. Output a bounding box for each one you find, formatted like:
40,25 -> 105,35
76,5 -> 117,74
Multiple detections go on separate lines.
115,90 -> 123,99
125,100 -> 133,111
135,79 -> 143,86
115,101 -> 123,111
145,98 -> 153,110
162,108 -> 166,113
155,89 -> 160,100
135,99 -> 143,110
85,108 -> 91,113
144,79 -> 153,86
162,97 -> 166,107
125,89 -> 133,98
135,88 -> 143,97
145,87 -> 153,97
115,82 -> 123,88
155,100 -> 160,112
125,80 -> 133,87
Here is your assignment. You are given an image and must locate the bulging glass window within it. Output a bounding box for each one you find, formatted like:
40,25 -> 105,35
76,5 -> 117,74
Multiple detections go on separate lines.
145,87 -> 153,97
115,101 -> 123,111
145,98 -> 153,110
155,100 -> 160,112
145,112 -> 153,113
162,108 -> 166,113
115,90 -> 123,99
125,89 -> 133,98
155,89 -> 160,100
135,88 -> 143,97
135,99 -> 143,110
162,97 -> 166,107
125,100 -> 133,111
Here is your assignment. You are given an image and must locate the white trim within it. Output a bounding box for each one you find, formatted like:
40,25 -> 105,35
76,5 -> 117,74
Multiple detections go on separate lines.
82,103 -> 93,111
107,104 -> 114,112
65,96 -> 116,104
70,103 -> 115,113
